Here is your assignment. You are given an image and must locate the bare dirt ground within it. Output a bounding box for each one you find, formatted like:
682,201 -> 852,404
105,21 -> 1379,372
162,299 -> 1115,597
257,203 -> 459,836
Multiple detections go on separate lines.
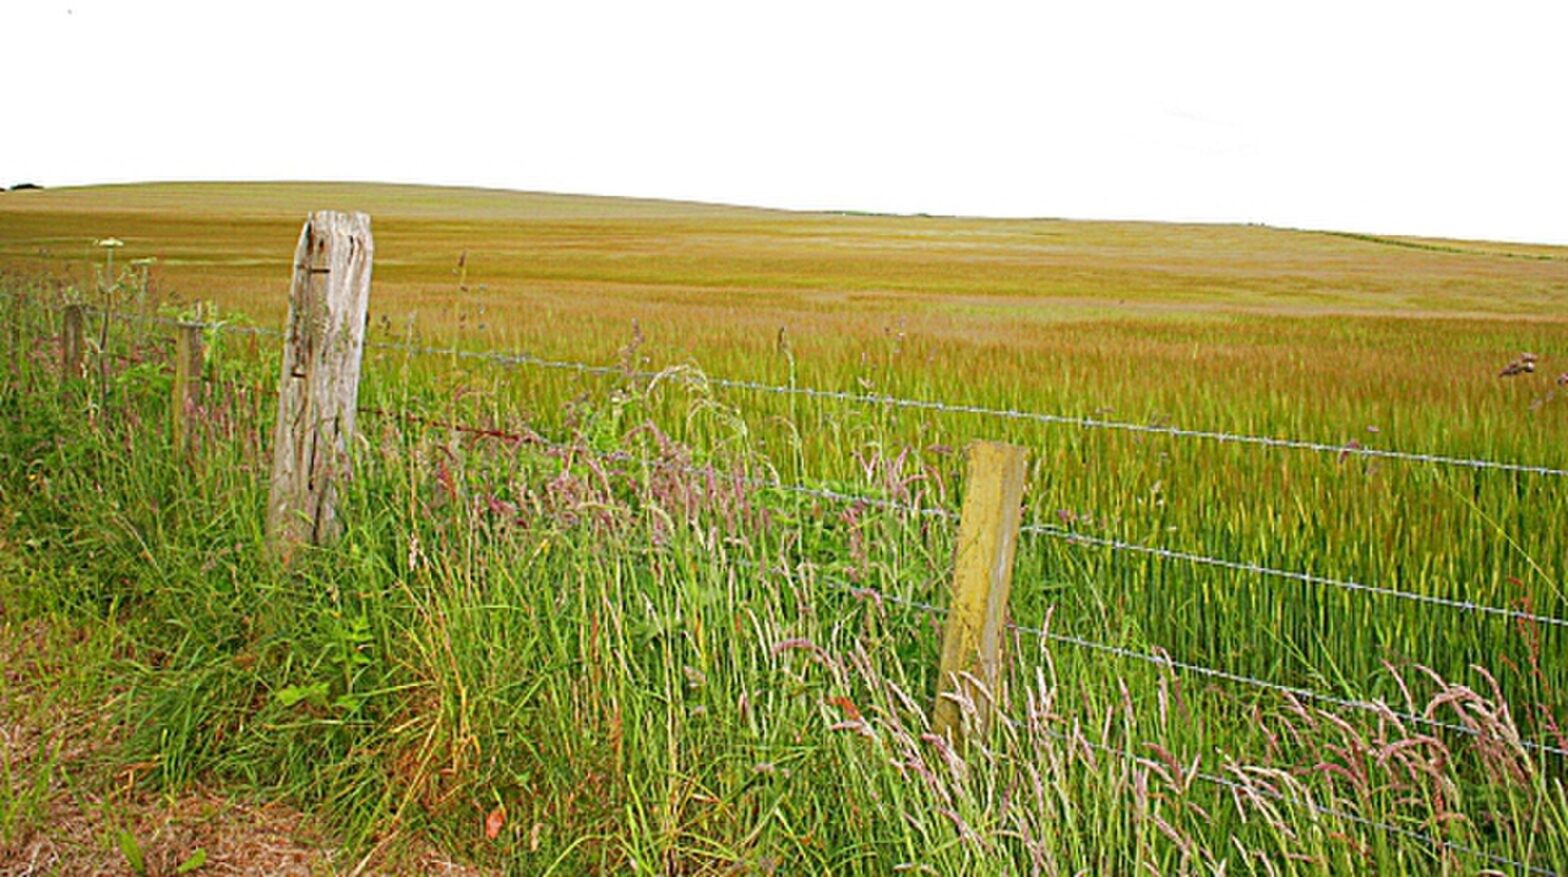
0,617 -> 486,877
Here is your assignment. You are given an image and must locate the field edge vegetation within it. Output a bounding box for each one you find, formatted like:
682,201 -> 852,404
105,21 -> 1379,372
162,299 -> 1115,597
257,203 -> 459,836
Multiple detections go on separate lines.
2,258 -> 1567,874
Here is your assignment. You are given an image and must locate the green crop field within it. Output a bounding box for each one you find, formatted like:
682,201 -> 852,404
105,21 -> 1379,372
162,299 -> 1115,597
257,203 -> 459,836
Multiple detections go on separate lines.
2,182 -> 1567,874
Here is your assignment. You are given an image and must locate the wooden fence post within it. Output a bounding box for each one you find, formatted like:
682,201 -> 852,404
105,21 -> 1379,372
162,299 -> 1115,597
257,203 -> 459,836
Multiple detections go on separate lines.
7,292 -> 21,367
933,440 -> 1029,743
266,211 -> 373,557
172,322 -> 203,453
61,304 -> 84,383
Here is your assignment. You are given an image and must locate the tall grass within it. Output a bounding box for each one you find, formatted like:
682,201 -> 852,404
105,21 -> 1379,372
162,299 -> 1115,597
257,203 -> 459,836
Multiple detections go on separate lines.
2,271 -> 1566,873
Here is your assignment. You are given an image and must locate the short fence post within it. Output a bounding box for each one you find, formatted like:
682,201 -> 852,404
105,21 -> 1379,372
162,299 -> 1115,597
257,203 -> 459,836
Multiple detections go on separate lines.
266,211 -> 374,558
61,304 -> 85,383
933,440 -> 1029,743
172,322 -> 203,453
7,292 -> 21,366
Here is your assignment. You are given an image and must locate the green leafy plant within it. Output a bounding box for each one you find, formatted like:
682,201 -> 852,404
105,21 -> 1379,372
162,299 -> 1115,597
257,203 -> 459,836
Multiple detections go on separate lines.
117,829 -> 147,876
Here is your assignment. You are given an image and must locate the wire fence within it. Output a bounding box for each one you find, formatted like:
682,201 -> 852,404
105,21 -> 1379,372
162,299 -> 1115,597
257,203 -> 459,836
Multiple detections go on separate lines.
795,564 -> 1568,760
352,334 -> 1568,478
364,400 -> 1568,762
53,302 -> 1568,477
1062,728 -> 1556,876
774,567 -> 1561,875
247,310 -> 1568,755
753,481 -> 1568,633
1021,522 -> 1568,630
60,305 -> 1568,696
16,291 -> 1568,873
360,402 -> 1568,636
72,304 -> 286,339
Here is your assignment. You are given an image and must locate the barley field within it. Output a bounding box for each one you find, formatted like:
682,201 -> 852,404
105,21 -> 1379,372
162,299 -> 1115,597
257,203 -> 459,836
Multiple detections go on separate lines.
2,182 -> 1567,873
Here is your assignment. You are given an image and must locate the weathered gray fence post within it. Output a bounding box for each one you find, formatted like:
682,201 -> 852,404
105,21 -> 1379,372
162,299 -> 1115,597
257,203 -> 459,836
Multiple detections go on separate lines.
933,441 -> 1029,743
61,304 -> 84,383
172,322 -> 203,453
266,211 -> 373,558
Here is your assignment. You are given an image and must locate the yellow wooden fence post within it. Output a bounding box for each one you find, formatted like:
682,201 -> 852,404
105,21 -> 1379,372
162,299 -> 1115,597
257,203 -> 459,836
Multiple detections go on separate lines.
933,440 -> 1029,743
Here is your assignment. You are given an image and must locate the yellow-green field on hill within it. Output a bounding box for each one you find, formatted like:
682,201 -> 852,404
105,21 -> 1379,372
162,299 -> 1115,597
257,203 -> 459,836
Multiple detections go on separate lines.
3,181 -> 1566,450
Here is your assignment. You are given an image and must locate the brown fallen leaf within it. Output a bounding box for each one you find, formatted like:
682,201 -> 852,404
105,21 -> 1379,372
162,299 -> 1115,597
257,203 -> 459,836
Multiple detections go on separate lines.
485,806 -> 505,841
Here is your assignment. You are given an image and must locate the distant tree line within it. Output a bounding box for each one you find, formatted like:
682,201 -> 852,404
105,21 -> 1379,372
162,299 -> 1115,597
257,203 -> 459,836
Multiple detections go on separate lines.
6,183 -> 43,191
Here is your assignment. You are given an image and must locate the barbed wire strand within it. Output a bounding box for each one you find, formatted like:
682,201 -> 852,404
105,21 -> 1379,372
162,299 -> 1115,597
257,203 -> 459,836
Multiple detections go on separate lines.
774,566 -> 1558,874
760,481 -> 1568,632
16,294 -> 1568,477
355,335 -> 1568,478
1022,522 -> 1568,631
1017,620 -> 1568,760
342,406 -> 1568,640
1057,729 -> 1557,876
77,304 -> 286,338
795,568 -> 1568,760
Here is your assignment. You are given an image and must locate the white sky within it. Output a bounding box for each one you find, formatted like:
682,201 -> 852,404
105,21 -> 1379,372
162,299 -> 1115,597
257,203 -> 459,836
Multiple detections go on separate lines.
3,1 -> 1565,244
